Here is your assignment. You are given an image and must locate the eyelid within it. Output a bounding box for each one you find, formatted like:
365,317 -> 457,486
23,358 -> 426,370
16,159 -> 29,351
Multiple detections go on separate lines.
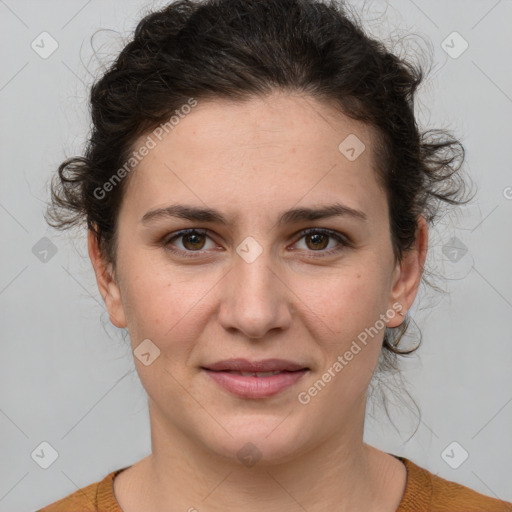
295,227 -> 353,247
163,227 -> 352,258
163,228 -> 218,259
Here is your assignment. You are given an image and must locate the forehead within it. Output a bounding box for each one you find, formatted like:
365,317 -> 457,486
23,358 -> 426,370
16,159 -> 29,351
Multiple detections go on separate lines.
120,93 -> 386,224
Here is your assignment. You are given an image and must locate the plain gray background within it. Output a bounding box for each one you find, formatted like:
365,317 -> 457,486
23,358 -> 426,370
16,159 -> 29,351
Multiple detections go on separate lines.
0,0 -> 511,510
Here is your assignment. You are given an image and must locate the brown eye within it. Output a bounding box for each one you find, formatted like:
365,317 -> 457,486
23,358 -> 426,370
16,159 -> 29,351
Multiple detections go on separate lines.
304,232 -> 329,251
293,228 -> 351,257
164,229 -> 217,258
181,232 -> 207,250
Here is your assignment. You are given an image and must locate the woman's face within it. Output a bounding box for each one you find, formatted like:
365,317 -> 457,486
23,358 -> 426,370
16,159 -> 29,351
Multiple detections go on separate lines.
90,92 -> 426,464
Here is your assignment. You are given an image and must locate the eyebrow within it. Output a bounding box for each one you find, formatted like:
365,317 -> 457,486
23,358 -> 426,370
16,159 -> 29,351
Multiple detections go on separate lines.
141,202 -> 367,226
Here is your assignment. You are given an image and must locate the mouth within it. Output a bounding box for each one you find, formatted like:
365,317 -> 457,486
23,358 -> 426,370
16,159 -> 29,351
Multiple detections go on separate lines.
201,359 -> 309,398
214,370 -> 290,377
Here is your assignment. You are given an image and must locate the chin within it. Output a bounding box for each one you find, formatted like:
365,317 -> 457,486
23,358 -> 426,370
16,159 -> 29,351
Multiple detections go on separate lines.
202,414 -> 312,467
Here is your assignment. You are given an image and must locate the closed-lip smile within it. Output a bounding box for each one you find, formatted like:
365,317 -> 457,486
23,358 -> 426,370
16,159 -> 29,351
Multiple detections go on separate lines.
202,358 -> 309,398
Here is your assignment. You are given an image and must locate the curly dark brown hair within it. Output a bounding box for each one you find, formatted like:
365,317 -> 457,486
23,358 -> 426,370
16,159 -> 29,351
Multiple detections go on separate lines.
45,0 -> 473,419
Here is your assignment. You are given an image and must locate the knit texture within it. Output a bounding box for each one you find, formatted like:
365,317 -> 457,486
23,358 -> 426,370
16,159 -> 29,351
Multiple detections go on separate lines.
37,455 -> 512,511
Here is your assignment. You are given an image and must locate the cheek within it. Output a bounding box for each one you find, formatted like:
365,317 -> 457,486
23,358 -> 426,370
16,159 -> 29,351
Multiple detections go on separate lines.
292,266 -> 389,340
118,253 -> 215,357
119,268 -> 204,402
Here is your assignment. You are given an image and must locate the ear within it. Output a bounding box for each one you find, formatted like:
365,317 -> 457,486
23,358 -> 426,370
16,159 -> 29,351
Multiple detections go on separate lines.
386,215 -> 428,328
88,230 -> 127,329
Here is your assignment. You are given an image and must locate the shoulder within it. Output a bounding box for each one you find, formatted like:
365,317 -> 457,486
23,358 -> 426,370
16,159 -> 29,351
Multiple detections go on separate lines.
429,470 -> 512,511
398,456 -> 512,512
36,467 -> 128,512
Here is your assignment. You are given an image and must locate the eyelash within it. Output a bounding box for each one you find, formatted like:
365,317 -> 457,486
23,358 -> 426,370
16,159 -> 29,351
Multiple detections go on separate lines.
162,228 -> 352,259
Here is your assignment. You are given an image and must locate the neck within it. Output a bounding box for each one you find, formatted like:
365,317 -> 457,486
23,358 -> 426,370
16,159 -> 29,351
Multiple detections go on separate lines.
124,402 -> 397,512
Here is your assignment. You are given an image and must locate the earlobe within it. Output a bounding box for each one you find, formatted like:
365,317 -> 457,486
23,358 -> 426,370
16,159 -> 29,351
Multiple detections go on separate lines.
386,216 -> 428,328
87,230 -> 127,329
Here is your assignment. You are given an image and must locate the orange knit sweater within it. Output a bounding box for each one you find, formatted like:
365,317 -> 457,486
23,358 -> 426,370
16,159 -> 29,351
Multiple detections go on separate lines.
37,455 -> 512,511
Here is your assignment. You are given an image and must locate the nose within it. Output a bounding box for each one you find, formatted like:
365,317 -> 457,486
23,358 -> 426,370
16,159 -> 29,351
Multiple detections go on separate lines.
217,248 -> 293,340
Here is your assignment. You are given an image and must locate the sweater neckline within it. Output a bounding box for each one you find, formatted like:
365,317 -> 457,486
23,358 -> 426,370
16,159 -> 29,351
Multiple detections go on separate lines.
101,454 -> 430,511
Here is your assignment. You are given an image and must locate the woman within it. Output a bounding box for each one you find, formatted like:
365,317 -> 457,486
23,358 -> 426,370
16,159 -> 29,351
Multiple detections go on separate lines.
39,0 -> 512,510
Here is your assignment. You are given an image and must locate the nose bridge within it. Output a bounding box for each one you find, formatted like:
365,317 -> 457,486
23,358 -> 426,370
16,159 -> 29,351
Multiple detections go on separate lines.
218,237 -> 291,339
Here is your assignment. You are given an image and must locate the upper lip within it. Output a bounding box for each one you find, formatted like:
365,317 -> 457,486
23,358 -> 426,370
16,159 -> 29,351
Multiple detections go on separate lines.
203,358 -> 308,372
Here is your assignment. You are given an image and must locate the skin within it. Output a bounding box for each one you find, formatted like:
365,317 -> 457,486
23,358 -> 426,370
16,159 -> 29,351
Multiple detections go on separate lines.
89,92 -> 428,512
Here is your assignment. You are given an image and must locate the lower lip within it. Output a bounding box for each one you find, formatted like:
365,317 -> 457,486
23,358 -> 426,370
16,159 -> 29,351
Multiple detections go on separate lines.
203,369 -> 308,398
